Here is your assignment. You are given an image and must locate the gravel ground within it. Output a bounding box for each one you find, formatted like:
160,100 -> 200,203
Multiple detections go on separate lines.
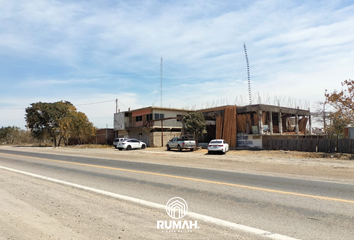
1,169 -> 267,240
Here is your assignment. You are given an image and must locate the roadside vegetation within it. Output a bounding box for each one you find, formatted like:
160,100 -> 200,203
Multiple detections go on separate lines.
182,112 -> 206,145
0,101 -> 98,147
25,101 -> 97,147
0,126 -> 39,145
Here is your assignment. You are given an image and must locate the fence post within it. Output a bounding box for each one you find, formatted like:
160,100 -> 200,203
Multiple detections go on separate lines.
350,139 -> 354,153
297,138 -> 302,151
324,139 -> 329,153
330,139 -> 336,153
343,139 -> 349,153
338,139 -> 344,153
288,139 -> 294,151
318,139 -> 324,152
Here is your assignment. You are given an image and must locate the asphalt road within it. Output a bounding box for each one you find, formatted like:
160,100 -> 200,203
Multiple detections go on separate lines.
1,148 -> 354,239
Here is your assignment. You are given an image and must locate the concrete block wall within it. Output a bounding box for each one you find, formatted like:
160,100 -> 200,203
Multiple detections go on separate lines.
150,132 -> 180,147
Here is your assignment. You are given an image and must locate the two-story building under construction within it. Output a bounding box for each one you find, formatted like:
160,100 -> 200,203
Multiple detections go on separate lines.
114,104 -> 312,149
114,106 -> 193,147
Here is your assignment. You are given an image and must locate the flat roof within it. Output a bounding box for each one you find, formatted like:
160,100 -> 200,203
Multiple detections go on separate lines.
237,104 -> 310,115
121,106 -> 195,113
118,104 -> 310,115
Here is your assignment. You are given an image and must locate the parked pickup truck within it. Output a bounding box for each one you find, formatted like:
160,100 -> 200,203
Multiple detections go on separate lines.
166,137 -> 196,151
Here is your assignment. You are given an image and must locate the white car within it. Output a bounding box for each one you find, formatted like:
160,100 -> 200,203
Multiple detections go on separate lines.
207,139 -> 229,154
117,138 -> 146,151
113,138 -> 127,148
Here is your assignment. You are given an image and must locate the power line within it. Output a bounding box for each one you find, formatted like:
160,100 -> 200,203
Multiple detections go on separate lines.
117,99 -> 128,109
0,99 -> 120,109
75,99 -> 116,106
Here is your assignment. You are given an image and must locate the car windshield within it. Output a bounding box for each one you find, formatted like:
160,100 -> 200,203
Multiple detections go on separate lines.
210,141 -> 222,144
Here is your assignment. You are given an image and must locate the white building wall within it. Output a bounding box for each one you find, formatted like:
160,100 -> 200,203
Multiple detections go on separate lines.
152,109 -> 188,128
114,112 -> 125,130
128,129 -> 151,146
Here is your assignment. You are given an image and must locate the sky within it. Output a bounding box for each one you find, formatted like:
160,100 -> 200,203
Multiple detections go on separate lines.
0,0 -> 353,129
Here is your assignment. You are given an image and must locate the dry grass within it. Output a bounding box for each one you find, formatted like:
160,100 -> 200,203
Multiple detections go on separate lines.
66,144 -> 113,149
2,143 -> 113,149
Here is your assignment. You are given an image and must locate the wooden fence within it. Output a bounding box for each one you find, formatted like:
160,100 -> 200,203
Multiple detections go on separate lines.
262,138 -> 354,153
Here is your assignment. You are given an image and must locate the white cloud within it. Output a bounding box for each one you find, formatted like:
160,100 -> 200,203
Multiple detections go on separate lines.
1,0 -> 354,129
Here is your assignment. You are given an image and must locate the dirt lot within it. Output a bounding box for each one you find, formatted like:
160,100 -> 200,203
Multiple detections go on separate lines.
1,145 -> 353,184
1,168 -> 262,240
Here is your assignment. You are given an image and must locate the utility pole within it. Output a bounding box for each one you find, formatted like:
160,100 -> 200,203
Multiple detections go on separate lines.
116,98 -> 118,113
160,56 -> 163,107
323,103 -> 326,134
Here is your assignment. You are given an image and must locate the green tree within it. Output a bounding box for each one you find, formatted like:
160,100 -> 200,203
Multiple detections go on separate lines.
182,112 -> 206,142
25,101 -> 95,146
0,126 -> 20,144
326,112 -> 350,138
0,126 -> 35,145
325,79 -> 354,137
70,111 -> 97,144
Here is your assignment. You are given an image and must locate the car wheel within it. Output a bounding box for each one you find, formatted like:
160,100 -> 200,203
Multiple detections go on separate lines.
190,148 -> 194,151
177,145 -> 182,152
166,144 -> 171,151
118,149 -> 123,151
126,145 -> 132,150
141,144 -> 146,149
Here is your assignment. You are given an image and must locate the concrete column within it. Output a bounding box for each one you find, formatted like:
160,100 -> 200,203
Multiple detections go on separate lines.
161,120 -> 164,147
258,110 -> 263,135
269,111 -> 273,135
309,115 -> 312,135
295,114 -> 299,134
278,111 -> 283,134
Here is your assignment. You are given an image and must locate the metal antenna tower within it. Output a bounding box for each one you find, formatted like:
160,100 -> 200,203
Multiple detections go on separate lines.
160,56 -> 163,107
244,43 -> 252,105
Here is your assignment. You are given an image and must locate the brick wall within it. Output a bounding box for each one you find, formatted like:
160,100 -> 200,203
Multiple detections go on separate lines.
95,128 -> 115,145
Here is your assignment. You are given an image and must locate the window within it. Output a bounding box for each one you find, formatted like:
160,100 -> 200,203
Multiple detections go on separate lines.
146,114 -> 153,121
177,114 -> 182,121
135,115 -> 142,122
154,113 -> 164,120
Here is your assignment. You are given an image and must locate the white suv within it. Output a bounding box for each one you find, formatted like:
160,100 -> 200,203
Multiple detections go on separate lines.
117,139 -> 147,151
113,138 -> 127,148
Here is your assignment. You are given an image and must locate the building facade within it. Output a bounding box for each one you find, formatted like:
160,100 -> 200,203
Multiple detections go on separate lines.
114,104 -> 312,149
114,107 -> 193,147
200,104 -> 312,149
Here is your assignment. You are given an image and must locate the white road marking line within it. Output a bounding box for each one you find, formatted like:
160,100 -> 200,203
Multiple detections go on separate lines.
0,165 -> 300,240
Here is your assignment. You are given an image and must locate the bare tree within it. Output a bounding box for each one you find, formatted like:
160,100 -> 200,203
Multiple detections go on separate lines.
311,101 -> 331,133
